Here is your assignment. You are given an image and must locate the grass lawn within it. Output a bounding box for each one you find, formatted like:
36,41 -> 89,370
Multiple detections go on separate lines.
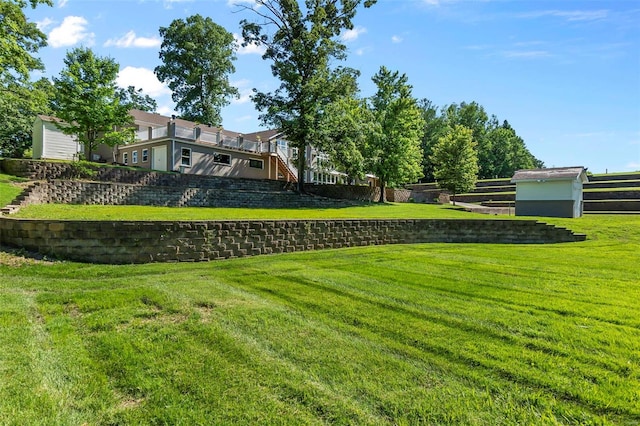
12,202 -> 494,221
0,173 -> 25,208
1,192 -> 639,424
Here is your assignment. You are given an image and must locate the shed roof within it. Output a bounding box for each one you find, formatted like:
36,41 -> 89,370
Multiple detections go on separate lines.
511,167 -> 588,183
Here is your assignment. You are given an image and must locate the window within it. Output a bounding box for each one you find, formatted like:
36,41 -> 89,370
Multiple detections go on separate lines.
123,152 -> 128,165
213,152 -> 231,165
249,159 -> 263,169
181,148 -> 191,166
142,149 -> 148,162
132,150 -> 138,164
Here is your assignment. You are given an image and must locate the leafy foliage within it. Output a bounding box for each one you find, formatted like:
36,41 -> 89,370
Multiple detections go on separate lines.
155,15 -> 238,126
430,124 -> 479,203
0,77 -> 54,157
117,86 -> 157,113
240,0 -> 376,191
51,48 -> 133,160
0,0 -> 51,83
419,100 -> 543,181
364,67 -> 424,202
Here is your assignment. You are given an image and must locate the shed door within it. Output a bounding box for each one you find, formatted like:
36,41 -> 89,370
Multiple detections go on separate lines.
152,146 -> 167,171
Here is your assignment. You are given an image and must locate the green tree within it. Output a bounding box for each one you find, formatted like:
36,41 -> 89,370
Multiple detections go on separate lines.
431,124 -> 479,205
0,77 -> 54,157
364,67 -> 424,203
52,47 -> 132,161
0,0 -> 51,83
418,98 -> 448,182
117,86 -> 157,113
316,97 -> 374,183
240,0 -> 376,192
155,15 -> 238,126
0,0 -> 52,157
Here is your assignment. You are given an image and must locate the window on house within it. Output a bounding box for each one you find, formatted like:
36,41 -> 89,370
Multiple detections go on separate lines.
123,152 -> 128,165
181,148 -> 191,166
249,159 -> 263,169
213,152 -> 231,165
132,150 -> 138,164
142,149 -> 148,162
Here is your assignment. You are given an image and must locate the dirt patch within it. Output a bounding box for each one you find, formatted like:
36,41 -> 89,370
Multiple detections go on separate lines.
0,245 -> 57,267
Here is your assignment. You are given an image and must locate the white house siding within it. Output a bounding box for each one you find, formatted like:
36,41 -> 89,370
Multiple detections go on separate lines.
515,180 -> 574,201
514,179 -> 584,218
33,118 -> 79,160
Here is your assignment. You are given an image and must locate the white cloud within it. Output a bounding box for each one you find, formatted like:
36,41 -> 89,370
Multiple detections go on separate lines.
501,50 -> 552,59
48,16 -> 94,48
36,17 -> 55,32
104,31 -> 161,48
391,35 -> 403,43
518,10 -> 609,22
230,79 -> 253,104
234,115 -> 254,123
117,66 -> 171,98
233,33 -> 265,55
163,0 -> 193,9
341,26 -> 367,42
58,0 -> 68,7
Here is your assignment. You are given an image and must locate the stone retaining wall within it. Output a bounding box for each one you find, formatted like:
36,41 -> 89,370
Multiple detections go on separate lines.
20,181 -> 354,209
0,217 -> 585,264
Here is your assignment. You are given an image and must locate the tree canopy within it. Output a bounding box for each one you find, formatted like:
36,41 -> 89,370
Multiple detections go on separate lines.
0,0 -> 52,157
430,124 -> 479,204
240,0 -> 376,192
155,14 -> 238,126
419,100 -> 543,181
363,67 -> 424,202
0,0 -> 51,83
51,48 -> 133,161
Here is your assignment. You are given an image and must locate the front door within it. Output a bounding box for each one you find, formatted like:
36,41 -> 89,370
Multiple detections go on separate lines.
152,146 -> 167,171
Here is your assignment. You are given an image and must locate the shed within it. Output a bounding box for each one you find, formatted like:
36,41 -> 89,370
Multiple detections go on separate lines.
511,167 -> 589,218
32,115 -> 81,161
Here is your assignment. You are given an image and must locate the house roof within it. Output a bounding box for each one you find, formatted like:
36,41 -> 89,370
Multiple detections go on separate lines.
243,129 -> 284,142
511,167 -> 589,183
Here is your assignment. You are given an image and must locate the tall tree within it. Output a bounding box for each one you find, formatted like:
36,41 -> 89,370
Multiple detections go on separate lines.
117,86 -> 157,113
316,97 -> 372,182
52,47 -> 133,161
0,77 -> 53,157
155,15 -> 238,126
418,98 -> 448,182
240,0 -> 376,192
364,67 -> 424,203
430,124 -> 479,205
0,0 -> 51,83
0,0 -> 52,157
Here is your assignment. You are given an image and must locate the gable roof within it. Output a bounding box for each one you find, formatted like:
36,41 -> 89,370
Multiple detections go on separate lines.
243,129 -> 285,142
511,167 -> 589,183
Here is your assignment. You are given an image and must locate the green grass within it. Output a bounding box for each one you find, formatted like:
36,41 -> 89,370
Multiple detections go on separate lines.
0,173 -> 25,207
1,210 -> 639,424
13,202 -> 492,221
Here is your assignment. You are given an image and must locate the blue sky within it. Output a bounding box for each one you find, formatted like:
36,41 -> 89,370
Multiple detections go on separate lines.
25,0 -> 640,174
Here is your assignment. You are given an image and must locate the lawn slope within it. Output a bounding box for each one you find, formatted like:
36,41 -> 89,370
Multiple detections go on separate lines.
1,214 -> 638,424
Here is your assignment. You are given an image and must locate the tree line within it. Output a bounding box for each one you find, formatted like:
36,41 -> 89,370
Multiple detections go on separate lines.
1,0 -> 543,202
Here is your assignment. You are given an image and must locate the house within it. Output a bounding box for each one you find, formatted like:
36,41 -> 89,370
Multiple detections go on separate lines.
33,110 -> 298,182
511,167 -> 589,218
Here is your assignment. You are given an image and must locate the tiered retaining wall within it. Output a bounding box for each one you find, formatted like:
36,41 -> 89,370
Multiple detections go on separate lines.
20,181 -> 356,209
0,217 -> 585,264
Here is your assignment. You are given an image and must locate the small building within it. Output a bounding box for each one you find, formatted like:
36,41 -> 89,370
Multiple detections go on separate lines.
511,167 -> 589,218
32,115 -> 82,161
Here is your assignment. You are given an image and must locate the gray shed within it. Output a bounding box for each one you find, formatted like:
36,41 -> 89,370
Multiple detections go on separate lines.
511,167 -> 589,218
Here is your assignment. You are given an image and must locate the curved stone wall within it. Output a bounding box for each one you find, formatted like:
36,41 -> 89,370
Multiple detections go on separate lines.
0,217 -> 585,264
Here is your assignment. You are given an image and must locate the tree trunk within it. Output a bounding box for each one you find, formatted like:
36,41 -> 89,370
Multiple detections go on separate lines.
452,192 -> 456,206
378,181 -> 386,203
